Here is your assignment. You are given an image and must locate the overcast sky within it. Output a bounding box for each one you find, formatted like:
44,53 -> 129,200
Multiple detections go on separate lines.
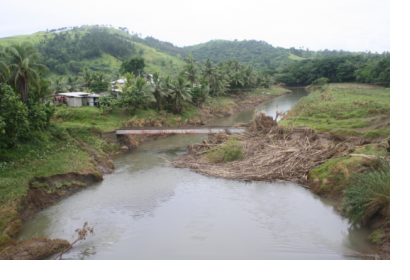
0,0 -> 390,53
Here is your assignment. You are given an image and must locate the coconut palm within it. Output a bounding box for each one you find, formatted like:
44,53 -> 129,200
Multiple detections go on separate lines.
79,67 -> 94,88
203,59 -> 217,97
0,49 -> 10,83
93,71 -> 109,84
50,76 -> 68,94
31,77 -> 51,101
127,76 -> 153,111
123,72 -> 135,89
211,71 -> 230,97
231,60 -> 242,73
5,43 -> 49,101
244,65 -> 257,89
182,63 -> 200,87
66,75 -> 83,92
230,72 -> 244,88
168,76 -> 192,113
151,71 -> 169,110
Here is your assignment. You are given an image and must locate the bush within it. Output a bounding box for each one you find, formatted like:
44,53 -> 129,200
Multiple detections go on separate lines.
311,77 -> 329,86
342,159 -> 390,225
205,139 -> 244,163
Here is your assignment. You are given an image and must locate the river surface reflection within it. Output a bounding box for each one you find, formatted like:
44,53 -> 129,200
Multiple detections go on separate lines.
19,88 -> 375,259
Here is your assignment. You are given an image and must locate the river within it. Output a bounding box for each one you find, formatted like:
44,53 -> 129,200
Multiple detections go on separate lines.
18,88 -> 375,259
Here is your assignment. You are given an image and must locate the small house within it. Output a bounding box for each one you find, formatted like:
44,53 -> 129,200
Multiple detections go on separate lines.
54,92 -> 100,108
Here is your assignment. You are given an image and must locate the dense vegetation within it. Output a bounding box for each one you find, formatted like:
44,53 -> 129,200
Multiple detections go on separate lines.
275,54 -> 390,86
36,28 -> 135,74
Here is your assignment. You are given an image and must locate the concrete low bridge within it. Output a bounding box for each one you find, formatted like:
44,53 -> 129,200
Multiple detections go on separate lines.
116,126 -> 246,135
102,126 -> 247,143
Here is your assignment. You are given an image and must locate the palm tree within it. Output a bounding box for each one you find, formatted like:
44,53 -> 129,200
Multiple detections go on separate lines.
244,65 -> 257,90
50,76 -> 68,94
231,60 -> 242,73
5,43 -> 48,101
31,77 -> 51,101
128,77 -> 153,111
230,72 -> 244,88
66,75 -> 83,92
168,76 -> 191,113
211,71 -> 230,97
0,49 -> 10,83
203,59 -> 217,97
79,67 -> 94,88
123,72 -> 135,89
182,63 -> 200,86
151,71 -> 168,110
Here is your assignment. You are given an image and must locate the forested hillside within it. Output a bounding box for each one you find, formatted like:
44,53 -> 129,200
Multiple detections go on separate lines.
0,25 -> 389,84
0,26 -> 185,76
275,53 -> 390,86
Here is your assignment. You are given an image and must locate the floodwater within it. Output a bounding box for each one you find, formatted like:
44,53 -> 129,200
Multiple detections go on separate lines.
19,88 -> 375,259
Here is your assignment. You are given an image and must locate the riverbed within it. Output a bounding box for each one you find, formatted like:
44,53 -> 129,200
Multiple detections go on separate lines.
18,88 -> 376,259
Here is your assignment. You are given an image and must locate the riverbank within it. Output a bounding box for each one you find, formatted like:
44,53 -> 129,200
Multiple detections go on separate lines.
172,84 -> 390,259
0,86 -> 290,257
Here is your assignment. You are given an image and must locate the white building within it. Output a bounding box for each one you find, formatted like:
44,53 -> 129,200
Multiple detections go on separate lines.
55,92 -> 100,108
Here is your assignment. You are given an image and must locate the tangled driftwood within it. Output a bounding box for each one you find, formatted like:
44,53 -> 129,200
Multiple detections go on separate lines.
172,111 -> 362,184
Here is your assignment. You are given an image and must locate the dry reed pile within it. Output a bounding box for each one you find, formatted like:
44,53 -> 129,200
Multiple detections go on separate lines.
172,110 -> 362,184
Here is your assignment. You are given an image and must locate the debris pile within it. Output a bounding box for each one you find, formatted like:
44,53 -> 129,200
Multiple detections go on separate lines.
173,111 -> 362,184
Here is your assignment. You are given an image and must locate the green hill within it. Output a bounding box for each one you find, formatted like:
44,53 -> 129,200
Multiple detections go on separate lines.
0,26 -> 185,77
0,25 -> 368,76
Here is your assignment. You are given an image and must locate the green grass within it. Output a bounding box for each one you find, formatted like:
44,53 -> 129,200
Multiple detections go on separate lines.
279,85 -> 390,137
288,53 -> 306,60
0,31 -> 48,46
205,139 -> 244,163
308,143 -> 388,196
342,160 -> 390,225
367,229 -> 385,246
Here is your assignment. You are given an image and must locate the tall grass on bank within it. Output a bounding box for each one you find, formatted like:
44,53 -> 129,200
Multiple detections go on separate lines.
342,160 -> 390,225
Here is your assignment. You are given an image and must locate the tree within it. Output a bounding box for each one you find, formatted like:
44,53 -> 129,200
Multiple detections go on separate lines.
79,67 -> 94,88
66,75 -> 83,92
203,59 -> 217,97
5,43 -> 49,101
127,77 -> 153,111
168,76 -> 192,113
31,77 -> 51,101
120,56 -> 145,77
0,85 -> 29,148
210,71 -> 229,96
151,71 -> 168,110
182,63 -> 200,86
230,72 -> 244,88
50,76 -> 68,94
0,49 -> 10,83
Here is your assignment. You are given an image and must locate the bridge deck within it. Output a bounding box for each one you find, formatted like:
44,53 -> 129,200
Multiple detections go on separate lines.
116,126 -> 246,135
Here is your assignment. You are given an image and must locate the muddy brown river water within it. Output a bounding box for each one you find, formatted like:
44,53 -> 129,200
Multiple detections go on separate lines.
19,88 -> 376,259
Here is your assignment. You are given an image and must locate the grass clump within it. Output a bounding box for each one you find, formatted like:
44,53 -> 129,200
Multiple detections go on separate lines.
342,160 -> 390,225
367,229 -> 384,246
205,139 -> 244,163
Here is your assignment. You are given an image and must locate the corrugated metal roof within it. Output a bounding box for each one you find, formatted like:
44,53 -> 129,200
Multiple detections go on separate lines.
56,92 -> 100,97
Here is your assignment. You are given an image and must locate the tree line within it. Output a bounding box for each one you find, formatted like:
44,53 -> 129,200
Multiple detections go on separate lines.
101,54 -> 275,115
274,53 -> 390,86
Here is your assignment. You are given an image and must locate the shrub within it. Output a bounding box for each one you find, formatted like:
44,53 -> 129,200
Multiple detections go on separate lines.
205,139 -> 244,163
311,77 -> 329,86
342,159 -> 390,225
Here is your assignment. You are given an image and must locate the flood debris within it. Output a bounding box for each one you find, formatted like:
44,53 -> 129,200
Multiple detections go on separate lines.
173,110 -> 366,184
